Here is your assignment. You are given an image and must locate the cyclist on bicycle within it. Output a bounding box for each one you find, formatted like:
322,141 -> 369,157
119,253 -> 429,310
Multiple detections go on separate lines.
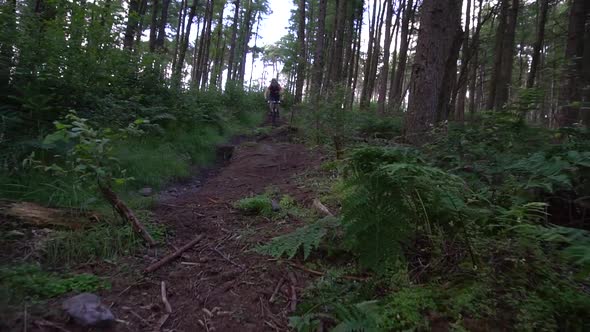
264,78 -> 282,117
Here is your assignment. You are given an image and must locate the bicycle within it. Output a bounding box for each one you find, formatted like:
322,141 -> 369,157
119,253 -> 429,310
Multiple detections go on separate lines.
268,100 -> 280,126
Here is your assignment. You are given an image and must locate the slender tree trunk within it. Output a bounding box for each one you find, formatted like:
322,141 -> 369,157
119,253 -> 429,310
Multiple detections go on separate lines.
172,0 -> 187,70
404,0 -> 462,144
526,0 -> 549,88
200,0 -> 215,89
210,2 -> 226,89
455,0 -> 472,122
226,0 -> 240,84
359,0 -> 379,109
391,0 -> 413,110
495,0 -> 519,109
173,0 -> 197,88
377,0 -> 394,114
311,0 -> 327,102
295,0 -> 306,103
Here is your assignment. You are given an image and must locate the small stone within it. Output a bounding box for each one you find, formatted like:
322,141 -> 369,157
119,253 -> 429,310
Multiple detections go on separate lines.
62,293 -> 115,328
138,187 -> 154,197
271,199 -> 281,212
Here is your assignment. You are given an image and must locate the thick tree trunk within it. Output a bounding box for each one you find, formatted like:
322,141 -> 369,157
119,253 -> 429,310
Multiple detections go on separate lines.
487,0 -> 518,110
295,0 -> 306,103
155,0 -> 171,51
123,0 -> 141,50
557,0 -> 589,127
149,0 -> 160,52
495,0 -> 519,109
404,0 -> 462,144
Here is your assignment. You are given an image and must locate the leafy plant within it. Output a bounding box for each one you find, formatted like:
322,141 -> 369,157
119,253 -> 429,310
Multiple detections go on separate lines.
235,194 -> 274,216
255,217 -> 339,259
0,264 -> 109,304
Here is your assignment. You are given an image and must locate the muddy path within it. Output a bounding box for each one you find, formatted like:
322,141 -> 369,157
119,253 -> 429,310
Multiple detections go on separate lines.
99,125 -> 323,331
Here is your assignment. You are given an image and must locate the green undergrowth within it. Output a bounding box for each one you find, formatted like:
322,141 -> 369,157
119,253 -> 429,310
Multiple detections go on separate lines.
257,109 -> 590,330
235,192 -> 307,220
0,264 -> 110,305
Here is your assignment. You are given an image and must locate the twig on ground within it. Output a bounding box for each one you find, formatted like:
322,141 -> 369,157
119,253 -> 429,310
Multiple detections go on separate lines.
127,309 -> 150,327
211,247 -> 245,270
156,314 -> 170,331
145,235 -> 204,273
287,261 -> 369,281
34,319 -> 71,332
269,277 -> 285,304
287,271 -> 297,312
161,281 -> 173,314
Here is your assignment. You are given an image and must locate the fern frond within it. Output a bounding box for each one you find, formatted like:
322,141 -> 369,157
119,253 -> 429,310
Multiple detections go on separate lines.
255,217 -> 339,260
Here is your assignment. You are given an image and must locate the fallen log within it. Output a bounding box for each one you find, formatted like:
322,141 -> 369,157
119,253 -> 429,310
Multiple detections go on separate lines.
0,200 -> 94,229
99,185 -> 156,246
145,235 -> 204,273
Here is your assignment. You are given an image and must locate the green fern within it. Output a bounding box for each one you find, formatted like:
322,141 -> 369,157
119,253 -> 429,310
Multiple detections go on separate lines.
332,301 -> 381,332
255,217 -> 339,260
342,147 -> 468,271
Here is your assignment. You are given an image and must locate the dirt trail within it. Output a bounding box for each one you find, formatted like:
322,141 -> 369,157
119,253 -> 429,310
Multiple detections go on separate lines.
101,126 -> 321,331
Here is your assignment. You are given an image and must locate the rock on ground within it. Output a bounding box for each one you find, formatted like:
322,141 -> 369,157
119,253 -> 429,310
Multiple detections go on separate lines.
62,293 -> 115,327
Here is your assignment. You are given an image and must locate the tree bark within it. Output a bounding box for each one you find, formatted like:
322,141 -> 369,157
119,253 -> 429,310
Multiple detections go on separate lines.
404,0 -> 462,144
155,0 -> 171,51
390,0 -> 414,110
377,0 -> 395,114
226,0 -> 240,84
359,0 -> 380,109
311,0 -> 327,102
455,0 -> 472,122
295,0 -> 306,103
557,0 -> 589,127
173,0 -> 197,88
149,0 -> 160,52
123,0 -> 141,50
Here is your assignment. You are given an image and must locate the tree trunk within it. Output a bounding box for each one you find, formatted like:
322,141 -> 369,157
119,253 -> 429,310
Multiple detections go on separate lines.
359,0 -> 380,109
455,0 -> 472,122
295,0 -> 306,103
557,0 -> 589,127
390,0 -> 414,110
226,0 -> 240,84
495,0 -> 519,109
311,0 -> 327,102
210,2 -> 226,89
155,0 -> 171,51
404,0 -> 462,144
123,0 -> 141,50
377,0 -> 394,114
149,0 -> 160,52
487,0 -> 519,110
526,0 -> 548,88
173,0 -> 197,88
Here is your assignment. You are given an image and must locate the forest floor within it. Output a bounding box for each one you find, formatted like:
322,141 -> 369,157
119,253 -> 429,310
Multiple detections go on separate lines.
59,120 -> 324,331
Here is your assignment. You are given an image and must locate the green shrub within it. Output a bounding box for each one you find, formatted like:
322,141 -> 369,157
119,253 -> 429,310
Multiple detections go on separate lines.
0,264 -> 109,304
235,195 -> 273,216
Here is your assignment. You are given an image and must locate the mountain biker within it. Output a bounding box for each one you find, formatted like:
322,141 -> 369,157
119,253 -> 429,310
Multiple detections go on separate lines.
264,78 -> 282,116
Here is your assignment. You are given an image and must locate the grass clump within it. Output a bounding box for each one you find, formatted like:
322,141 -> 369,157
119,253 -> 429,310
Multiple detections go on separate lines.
0,264 -> 109,305
235,194 -> 274,216
44,217 -> 166,267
